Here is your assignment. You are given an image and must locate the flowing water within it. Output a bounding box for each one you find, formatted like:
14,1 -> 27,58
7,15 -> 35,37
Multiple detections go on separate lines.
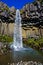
11,9 -> 23,49
0,47 -> 43,65
0,10 -> 43,65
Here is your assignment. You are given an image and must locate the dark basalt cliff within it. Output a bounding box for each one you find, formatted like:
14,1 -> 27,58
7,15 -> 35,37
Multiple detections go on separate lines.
0,0 -> 43,26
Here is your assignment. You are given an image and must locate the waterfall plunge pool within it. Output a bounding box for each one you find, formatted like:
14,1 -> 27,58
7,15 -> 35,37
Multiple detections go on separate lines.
0,46 -> 43,65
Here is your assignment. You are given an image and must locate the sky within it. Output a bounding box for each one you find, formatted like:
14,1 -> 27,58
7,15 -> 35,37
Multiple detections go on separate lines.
1,0 -> 35,9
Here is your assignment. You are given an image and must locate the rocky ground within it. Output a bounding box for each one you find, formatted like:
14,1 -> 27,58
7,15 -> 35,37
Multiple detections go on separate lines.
7,61 -> 43,65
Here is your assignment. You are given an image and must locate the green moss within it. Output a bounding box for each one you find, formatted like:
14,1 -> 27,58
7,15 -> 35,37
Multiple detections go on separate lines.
0,34 -> 13,43
0,34 -> 43,49
23,37 -> 43,49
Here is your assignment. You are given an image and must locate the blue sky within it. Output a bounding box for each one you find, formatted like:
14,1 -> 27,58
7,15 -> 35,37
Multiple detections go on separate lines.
1,0 -> 35,9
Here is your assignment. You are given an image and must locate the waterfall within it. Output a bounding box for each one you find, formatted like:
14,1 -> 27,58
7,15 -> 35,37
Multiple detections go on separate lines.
12,9 -> 23,49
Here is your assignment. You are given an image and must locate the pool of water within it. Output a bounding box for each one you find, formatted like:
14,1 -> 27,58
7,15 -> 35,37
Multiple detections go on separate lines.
0,47 -> 43,65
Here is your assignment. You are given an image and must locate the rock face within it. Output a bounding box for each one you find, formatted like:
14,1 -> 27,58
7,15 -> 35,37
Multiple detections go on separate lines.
0,1 -> 43,20
21,0 -> 43,19
0,1 -> 43,37
8,61 -> 43,65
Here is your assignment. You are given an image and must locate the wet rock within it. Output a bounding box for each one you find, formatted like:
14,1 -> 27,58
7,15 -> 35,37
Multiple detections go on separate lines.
38,62 -> 42,65
17,61 -> 24,65
7,61 -> 43,65
33,62 -> 37,65
16,61 -> 43,65
25,61 -> 34,65
17,62 -> 20,65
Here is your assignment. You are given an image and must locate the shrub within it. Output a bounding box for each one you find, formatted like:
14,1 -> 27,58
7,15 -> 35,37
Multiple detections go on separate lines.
23,37 -> 43,49
0,34 -> 13,43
